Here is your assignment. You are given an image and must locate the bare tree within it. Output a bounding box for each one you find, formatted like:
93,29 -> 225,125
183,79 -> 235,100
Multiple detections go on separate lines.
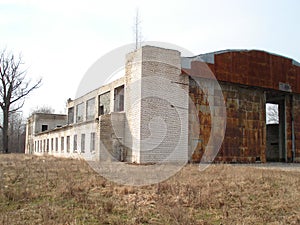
8,111 -> 26,153
0,49 -> 41,153
266,103 -> 279,124
30,105 -> 55,115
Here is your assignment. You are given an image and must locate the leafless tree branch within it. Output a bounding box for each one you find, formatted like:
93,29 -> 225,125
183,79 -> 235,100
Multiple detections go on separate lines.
0,49 -> 42,153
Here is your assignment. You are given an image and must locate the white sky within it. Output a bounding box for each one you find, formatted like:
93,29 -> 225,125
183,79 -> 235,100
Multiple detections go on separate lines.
1,0 -> 300,117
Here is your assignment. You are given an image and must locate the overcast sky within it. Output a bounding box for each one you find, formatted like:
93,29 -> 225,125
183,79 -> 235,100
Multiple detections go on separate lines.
1,0 -> 299,117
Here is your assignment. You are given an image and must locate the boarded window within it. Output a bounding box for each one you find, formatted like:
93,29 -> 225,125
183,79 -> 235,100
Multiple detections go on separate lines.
90,132 -> 96,152
86,98 -> 95,120
114,85 -> 124,112
81,134 -> 85,153
99,91 -> 110,116
76,103 -> 84,122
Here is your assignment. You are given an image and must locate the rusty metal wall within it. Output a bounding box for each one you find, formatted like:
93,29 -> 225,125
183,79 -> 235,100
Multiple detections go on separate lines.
294,95 -> 300,161
189,78 -> 266,163
286,94 -> 300,162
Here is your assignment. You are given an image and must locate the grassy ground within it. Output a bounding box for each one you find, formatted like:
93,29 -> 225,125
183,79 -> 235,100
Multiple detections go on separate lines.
0,154 -> 299,225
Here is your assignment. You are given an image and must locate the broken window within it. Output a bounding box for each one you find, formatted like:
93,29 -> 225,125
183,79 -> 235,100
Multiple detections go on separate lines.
76,103 -> 84,122
90,132 -> 96,152
68,107 -> 74,124
99,91 -> 110,116
73,135 -> 77,152
114,85 -> 124,112
42,124 -> 48,132
81,134 -> 85,153
86,98 -> 95,120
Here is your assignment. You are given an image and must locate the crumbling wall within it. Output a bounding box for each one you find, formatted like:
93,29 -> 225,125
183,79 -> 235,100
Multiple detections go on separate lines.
99,113 -> 125,161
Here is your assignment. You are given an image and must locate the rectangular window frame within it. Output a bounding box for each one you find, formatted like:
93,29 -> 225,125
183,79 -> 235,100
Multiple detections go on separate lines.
73,135 -> 77,152
76,103 -> 84,123
66,136 -> 70,153
81,134 -> 85,153
61,137 -> 64,152
86,98 -> 95,121
90,132 -> 96,152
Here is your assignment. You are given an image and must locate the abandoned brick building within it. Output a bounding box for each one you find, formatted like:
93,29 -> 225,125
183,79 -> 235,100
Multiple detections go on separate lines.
25,46 -> 300,163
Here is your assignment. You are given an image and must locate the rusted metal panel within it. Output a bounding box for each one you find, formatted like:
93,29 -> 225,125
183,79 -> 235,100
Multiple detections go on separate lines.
293,95 -> 300,160
189,77 -> 266,163
184,50 -> 300,94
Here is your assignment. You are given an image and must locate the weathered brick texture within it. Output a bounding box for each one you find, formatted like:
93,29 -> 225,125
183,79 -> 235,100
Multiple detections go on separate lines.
125,46 -> 189,163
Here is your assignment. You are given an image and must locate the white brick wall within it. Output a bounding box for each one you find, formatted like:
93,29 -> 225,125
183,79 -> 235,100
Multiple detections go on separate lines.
140,46 -> 189,163
124,49 -> 142,162
124,46 -> 189,163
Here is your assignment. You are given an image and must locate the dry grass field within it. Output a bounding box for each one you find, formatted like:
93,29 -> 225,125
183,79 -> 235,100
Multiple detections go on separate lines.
0,154 -> 299,225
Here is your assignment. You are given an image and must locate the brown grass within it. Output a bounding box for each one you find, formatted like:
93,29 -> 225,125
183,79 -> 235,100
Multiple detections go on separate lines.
0,154 -> 299,225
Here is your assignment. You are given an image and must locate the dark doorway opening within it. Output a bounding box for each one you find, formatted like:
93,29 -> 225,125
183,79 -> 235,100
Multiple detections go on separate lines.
266,92 -> 286,162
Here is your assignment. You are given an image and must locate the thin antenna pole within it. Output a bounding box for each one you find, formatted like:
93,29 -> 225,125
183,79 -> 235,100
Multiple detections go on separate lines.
134,9 -> 141,50
135,10 -> 138,50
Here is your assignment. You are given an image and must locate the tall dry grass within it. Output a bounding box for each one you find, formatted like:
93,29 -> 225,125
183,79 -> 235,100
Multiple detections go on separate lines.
0,154 -> 299,224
